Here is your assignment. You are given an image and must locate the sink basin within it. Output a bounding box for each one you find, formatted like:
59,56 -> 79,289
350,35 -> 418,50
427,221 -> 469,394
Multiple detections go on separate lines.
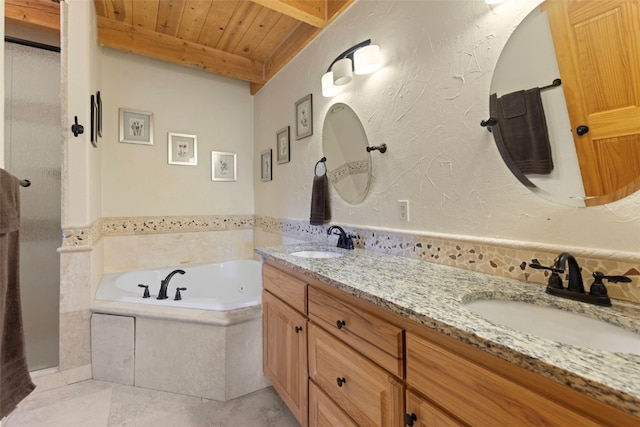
290,250 -> 344,259
466,299 -> 640,355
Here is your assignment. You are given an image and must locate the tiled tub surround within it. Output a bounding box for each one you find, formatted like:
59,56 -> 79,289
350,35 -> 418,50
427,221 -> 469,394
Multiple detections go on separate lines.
90,302 -> 269,401
255,243 -> 640,417
57,215 -> 256,389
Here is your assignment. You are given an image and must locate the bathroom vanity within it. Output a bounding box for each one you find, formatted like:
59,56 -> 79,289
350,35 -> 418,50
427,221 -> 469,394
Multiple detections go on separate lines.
257,244 -> 640,427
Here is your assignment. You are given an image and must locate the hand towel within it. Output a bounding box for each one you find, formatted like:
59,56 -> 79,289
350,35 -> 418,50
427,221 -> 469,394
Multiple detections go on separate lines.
310,174 -> 331,226
0,168 -> 35,419
496,88 -> 554,175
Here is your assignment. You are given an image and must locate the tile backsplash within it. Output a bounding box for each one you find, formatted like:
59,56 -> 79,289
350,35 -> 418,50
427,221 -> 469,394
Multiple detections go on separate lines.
61,214 -> 640,304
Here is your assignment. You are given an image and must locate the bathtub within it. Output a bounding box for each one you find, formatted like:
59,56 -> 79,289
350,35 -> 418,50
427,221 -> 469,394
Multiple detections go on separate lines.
91,258 -> 269,401
95,259 -> 263,311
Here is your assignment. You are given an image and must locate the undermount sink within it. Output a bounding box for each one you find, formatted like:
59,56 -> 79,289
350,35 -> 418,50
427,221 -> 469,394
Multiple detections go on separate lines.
290,250 -> 344,259
465,299 -> 640,355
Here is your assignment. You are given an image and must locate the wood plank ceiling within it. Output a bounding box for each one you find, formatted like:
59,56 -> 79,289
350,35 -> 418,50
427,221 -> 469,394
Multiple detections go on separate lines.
5,0 -> 353,95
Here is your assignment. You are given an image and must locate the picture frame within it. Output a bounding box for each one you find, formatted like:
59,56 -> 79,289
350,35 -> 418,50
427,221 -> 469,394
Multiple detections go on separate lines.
295,94 -> 313,140
168,132 -> 198,166
276,126 -> 290,164
96,91 -> 102,138
119,108 -> 154,145
90,94 -> 97,147
260,149 -> 272,182
211,151 -> 237,182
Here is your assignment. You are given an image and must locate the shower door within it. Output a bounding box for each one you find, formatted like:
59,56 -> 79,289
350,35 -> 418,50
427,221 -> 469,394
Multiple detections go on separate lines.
4,40 -> 61,370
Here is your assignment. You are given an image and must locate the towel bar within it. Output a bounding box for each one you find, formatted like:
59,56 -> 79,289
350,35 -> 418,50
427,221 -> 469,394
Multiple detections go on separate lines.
19,179 -> 30,188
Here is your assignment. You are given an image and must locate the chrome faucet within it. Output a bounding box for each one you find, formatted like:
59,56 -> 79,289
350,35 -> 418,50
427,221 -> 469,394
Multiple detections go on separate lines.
157,269 -> 185,300
327,225 -> 354,250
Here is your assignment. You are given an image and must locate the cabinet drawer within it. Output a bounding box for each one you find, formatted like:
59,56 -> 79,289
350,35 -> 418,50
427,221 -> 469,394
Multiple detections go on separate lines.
308,323 -> 404,427
263,264 -> 307,314
406,332 -> 602,427
309,380 -> 358,427
405,390 -> 465,427
308,286 -> 403,377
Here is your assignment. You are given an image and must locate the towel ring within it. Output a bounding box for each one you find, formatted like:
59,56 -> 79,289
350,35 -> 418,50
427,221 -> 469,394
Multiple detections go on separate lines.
315,157 -> 327,176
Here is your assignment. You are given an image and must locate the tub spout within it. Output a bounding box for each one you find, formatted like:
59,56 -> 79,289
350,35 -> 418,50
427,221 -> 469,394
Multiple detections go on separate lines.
158,269 -> 185,300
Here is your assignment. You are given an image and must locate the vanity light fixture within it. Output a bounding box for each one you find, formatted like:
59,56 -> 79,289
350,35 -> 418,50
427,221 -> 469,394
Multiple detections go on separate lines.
321,39 -> 382,97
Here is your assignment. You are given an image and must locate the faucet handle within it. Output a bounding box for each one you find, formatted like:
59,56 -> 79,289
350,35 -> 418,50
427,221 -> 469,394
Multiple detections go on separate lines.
529,260 -> 564,289
138,284 -> 150,298
174,287 -> 187,301
590,271 -> 631,297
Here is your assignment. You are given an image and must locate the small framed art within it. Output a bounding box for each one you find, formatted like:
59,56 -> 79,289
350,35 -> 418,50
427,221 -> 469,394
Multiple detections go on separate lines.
276,126 -> 290,164
119,108 -> 154,145
168,132 -> 198,166
260,149 -> 272,182
211,151 -> 237,182
295,94 -> 313,139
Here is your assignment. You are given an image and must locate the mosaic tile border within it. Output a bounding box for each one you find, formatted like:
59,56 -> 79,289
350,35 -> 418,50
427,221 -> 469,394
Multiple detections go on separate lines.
60,214 -> 640,303
254,216 -> 640,304
62,215 -> 254,247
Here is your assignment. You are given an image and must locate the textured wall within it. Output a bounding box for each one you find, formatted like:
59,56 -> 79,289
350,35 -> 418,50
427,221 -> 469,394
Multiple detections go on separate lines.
253,0 -> 640,256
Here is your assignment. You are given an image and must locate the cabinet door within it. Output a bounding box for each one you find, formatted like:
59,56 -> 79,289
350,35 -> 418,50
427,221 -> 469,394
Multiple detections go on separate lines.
308,323 -> 403,427
405,390 -> 465,427
309,380 -> 359,427
263,291 -> 308,426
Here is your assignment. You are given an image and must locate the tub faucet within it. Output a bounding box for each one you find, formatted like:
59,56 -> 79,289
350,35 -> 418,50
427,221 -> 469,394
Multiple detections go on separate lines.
327,225 -> 354,250
158,269 -> 185,300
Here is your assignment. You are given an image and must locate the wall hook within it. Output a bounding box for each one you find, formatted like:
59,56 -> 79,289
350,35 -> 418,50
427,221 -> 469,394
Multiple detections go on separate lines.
366,143 -> 387,154
71,116 -> 84,137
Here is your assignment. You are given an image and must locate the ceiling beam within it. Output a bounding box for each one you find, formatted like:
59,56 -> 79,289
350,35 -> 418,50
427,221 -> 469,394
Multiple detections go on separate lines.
5,0 -> 61,32
97,16 -> 265,85
250,0 -> 326,28
261,1 -> 353,84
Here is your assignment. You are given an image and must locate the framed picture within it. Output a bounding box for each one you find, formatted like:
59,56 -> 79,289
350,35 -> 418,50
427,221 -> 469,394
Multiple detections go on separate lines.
90,95 -> 97,147
276,126 -> 290,164
295,94 -> 313,139
260,149 -> 272,182
119,108 -> 154,145
211,151 -> 237,182
168,132 -> 198,166
96,91 -> 102,138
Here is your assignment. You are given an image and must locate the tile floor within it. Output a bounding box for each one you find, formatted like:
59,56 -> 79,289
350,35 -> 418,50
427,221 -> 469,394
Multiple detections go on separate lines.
2,379 -> 299,427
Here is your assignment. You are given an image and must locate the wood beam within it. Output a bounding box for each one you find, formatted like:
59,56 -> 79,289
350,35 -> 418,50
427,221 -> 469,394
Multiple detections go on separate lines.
97,16 -> 265,84
5,0 -> 60,32
250,0 -> 326,28
261,1 -> 352,85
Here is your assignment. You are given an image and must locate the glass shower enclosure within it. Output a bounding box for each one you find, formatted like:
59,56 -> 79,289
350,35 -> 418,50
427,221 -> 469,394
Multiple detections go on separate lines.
4,40 -> 61,371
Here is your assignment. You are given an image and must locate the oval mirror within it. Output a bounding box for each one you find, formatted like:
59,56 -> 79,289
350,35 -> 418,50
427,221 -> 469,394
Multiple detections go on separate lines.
490,0 -> 640,207
322,103 -> 372,204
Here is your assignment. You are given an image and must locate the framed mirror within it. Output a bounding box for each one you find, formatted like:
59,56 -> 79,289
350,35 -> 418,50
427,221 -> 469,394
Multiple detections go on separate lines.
322,103 -> 372,204
490,0 -> 640,207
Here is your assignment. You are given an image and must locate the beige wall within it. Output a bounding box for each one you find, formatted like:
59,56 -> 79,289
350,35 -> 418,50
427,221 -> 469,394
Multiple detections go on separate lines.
100,50 -> 254,217
253,0 -> 640,255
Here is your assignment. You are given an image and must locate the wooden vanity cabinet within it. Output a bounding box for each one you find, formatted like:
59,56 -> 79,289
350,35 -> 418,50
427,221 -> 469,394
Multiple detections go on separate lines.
262,265 -> 308,426
262,261 -> 640,427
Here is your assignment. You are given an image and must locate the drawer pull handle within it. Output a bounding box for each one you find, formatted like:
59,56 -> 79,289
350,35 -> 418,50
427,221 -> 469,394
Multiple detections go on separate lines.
336,320 -> 346,329
336,377 -> 346,387
295,326 -> 303,333
404,413 -> 417,426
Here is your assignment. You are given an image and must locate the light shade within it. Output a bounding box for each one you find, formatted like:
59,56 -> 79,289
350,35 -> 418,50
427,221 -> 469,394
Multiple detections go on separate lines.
332,58 -> 353,85
354,44 -> 381,75
322,72 -> 341,97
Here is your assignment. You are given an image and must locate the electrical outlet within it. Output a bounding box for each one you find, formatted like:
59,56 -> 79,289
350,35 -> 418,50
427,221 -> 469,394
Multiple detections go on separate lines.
399,200 -> 410,222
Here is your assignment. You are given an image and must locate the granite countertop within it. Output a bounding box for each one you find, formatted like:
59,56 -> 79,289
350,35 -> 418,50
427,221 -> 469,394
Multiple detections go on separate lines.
255,243 -> 640,417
